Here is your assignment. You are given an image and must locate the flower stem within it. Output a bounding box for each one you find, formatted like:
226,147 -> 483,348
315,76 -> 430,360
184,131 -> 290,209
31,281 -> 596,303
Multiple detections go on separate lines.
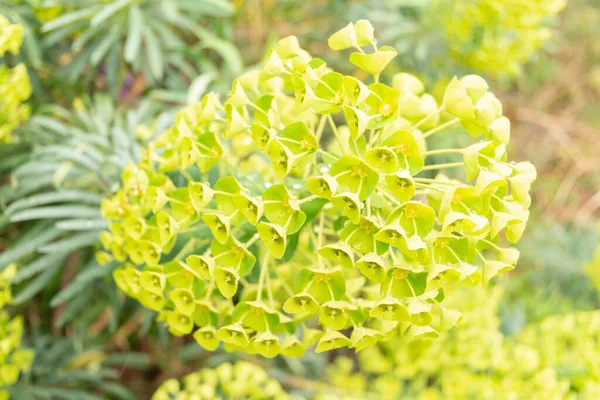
414,177 -> 459,186
299,194 -> 319,204
174,238 -> 198,260
257,250 -> 270,301
244,233 -> 260,248
420,162 -> 464,171
317,148 -> 339,161
410,105 -> 445,132
421,117 -> 460,139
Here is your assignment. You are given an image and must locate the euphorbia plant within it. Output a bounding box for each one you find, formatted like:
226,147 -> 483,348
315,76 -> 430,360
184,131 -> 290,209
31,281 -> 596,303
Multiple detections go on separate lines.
0,15 -> 31,143
152,361 -> 290,400
0,265 -> 34,398
99,20 -> 535,357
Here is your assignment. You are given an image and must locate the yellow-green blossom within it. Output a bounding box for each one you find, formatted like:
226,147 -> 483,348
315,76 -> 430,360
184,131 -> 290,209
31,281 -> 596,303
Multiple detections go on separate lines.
433,0 -> 566,76
0,265 -> 34,399
152,361 -> 291,400
0,15 -> 31,143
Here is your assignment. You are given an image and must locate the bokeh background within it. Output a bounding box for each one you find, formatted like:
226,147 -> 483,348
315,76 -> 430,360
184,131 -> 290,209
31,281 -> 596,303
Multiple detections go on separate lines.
1,0 -> 599,398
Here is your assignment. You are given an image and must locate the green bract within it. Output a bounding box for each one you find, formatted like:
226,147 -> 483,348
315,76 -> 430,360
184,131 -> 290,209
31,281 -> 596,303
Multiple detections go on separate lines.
100,20 -> 535,356
151,361 -> 291,400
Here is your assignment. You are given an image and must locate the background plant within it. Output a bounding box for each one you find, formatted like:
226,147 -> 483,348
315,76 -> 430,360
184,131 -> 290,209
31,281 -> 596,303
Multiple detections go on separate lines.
0,14 -> 32,143
0,96 -> 168,331
233,0 -> 565,82
0,265 -> 33,400
0,0 -> 241,106
322,286 -> 600,399
151,361 -> 291,400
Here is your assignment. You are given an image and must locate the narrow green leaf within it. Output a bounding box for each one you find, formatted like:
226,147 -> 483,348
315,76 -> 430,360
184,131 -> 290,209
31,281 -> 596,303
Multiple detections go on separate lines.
91,27 -> 121,66
124,4 -> 143,63
13,161 -> 61,178
103,352 -> 153,370
0,225 -> 62,269
91,0 -> 132,27
187,73 -> 215,105
41,8 -> 96,32
10,206 -> 102,222
50,261 -> 116,307
38,231 -> 100,254
195,26 -> 243,77
99,382 -> 138,400
12,252 -> 69,284
5,190 -> 102,215
0,153 -> 30,172
13,261 -> 62,305
30,116 -> 71,136
35,147 -> 101,173
55,219 -> 108,231
22,25 -> 42,69
57,289 -> 91,327
143,26 -> 164,81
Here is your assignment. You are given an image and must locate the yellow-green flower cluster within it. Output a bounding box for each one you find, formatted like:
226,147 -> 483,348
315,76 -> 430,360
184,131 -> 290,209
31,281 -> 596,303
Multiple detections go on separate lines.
517,311 -> 600,396
316,357 -> 400,400
0,265 -> 34,400
0,15 -> 31,143
99,20 -> 534,357
332,287 -> 600,399
434,0 -> 566,76
0,16 -> 22,56
151,361 -> 291,400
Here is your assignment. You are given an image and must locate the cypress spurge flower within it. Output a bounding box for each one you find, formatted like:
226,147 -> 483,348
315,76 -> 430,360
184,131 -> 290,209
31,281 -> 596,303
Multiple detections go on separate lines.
0,15 -> 31,144
100,20 -> 535,356
0,265 -> 34,398
151,361 -> 290,400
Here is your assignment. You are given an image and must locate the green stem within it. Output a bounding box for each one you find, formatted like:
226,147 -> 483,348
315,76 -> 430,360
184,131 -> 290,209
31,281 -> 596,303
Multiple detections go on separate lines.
244,233 -> 260,248
174,238 -> 197,260
414,178 -> 460,186
299,194 -> 319,204
476,249 -> 487,262
482,238 -> 502,251
213,190 -> 234,197
180,169 -> 195,182
420,162 -> 464,171
203,280 -> 215,300
327,114 -> 351,155
410,105 -> 445,132
315,115 -> 328,144
317,148 -> 340,161
414,182 -> 443,192
265,267 -> 274,307
377,188 -> 401,205
256,250 -> 270,301
421,117 -> 460,139
353,44 -> 366,54
318,212 -> 325,269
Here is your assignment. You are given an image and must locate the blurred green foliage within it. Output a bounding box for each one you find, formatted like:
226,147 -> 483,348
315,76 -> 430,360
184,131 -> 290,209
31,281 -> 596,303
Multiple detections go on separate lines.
1,0 -> 600,398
